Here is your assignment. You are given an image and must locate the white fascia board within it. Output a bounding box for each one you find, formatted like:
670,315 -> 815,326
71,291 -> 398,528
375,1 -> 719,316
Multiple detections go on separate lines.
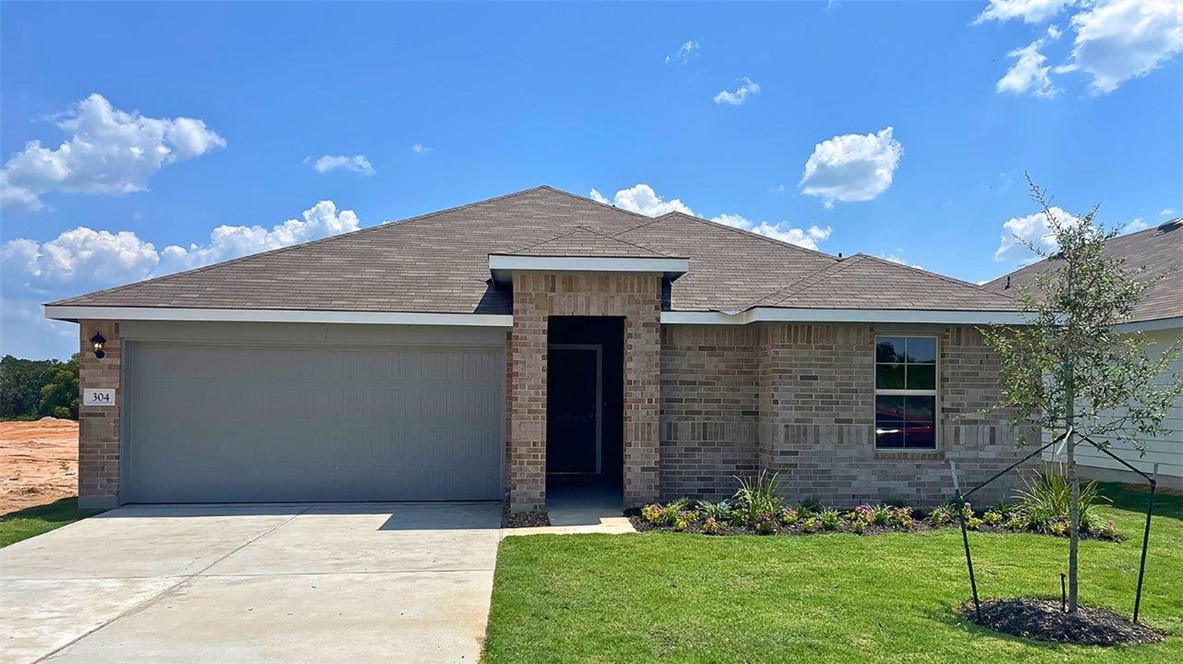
488,254 -> 689,284
661,308 -> 1031,326
44,306 -> 513,327
1112,317 -> 1183,334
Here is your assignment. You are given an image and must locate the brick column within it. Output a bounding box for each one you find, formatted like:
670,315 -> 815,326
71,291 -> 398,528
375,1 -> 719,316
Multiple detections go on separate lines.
506,272 -> 663,512
78,321 -> 121,509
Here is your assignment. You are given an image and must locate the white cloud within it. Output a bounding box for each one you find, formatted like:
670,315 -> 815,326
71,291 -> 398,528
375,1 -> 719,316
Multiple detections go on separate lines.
1046,24 -> 1063,40
0,93 -> 225,210
713,77 -> 761,105
1059,0 -> 1183,95
993,206 -> 1077,261
996,39 -> 1062,98
1121,217 -> 1150,234
411,143 -> 433,154
973,0 -> 1075,25
312,154 -> 374,175
1161,208 -> 1177,217
878,250 -> 924,270
665,40 -> 700,65
713,213 -> 832,250
798,127 -> 904,208
0,201 -> 360,357
589,184 -> 693,216
589,183 -> 831,250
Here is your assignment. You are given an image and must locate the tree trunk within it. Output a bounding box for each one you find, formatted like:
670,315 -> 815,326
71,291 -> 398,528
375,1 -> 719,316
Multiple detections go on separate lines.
1067,430 -> 1080,613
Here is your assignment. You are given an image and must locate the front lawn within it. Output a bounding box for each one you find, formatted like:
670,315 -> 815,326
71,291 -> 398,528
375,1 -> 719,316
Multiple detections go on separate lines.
0,497 -> 92,547
485,483 -> 1181,663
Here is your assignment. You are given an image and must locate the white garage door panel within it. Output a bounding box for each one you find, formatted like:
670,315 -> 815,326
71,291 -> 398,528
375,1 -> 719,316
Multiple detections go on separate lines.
124,343 -> 504,503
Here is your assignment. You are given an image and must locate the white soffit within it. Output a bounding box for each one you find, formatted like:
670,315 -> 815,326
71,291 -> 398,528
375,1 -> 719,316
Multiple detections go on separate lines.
661,308 -> 1031,326
488,254 -> 689,284
43,306 -> 513,327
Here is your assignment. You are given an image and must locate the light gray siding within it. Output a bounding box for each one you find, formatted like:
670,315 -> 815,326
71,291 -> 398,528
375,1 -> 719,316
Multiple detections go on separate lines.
121,323 -> 505,503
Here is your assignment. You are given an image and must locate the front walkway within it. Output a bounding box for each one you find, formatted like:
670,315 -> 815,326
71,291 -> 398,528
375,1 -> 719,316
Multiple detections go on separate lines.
502,484 -> 636,538
1,503 -> 501,663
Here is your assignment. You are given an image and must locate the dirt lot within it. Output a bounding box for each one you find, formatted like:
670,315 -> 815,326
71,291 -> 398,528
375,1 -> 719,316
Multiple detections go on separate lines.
1,418 -> 78,515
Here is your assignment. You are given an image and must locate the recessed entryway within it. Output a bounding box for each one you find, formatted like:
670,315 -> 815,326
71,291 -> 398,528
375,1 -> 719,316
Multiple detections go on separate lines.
546,316 -> 624,510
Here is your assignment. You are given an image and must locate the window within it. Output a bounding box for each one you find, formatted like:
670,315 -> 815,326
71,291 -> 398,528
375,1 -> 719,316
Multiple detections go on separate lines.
875,336 -> 937,449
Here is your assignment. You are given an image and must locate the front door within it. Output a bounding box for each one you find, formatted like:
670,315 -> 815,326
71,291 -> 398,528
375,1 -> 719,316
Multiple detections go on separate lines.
546,345 -> 601,475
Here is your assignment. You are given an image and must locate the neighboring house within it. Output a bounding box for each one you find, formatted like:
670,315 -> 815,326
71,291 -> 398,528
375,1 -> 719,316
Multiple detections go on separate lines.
987,218 -> 1183,489
47,186 -> 1034,511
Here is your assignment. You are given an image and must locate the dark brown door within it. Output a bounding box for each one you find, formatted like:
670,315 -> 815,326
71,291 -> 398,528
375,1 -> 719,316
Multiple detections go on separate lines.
546,346 -> 600,474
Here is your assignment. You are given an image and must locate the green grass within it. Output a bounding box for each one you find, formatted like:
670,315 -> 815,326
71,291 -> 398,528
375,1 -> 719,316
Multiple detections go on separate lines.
485,483 -> 1182,663
0,497 -> 94,547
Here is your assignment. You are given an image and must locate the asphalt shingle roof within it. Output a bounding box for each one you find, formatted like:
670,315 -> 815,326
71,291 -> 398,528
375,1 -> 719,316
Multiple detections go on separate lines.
53,186 -> 1023,315
986,219 -> 1183,324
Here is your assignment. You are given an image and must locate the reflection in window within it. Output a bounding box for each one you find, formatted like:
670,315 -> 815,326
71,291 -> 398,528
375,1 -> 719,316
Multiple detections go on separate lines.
875,336 -> 937,449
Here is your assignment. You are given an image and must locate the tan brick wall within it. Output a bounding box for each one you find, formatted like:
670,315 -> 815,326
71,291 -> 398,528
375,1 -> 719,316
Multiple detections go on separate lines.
77,321 -> 121,509
507,273 -> 662,511
660,325 -> 760,500
756,323 -> 1036,507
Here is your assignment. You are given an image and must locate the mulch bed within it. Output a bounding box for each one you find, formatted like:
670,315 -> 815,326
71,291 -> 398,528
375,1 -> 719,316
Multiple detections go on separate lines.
962,598 -> 1164,646
501,503 -> 551,528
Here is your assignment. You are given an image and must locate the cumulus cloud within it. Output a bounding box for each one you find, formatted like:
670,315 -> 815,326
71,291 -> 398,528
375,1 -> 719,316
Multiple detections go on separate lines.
878,250 -> 925,270
1120,217 -> 1150,234
973,0 -> 1075,25
411,143 -> 433,154
798,127 -> 904,208
1059,0 -> 1183,95
589,183 -> 831,250
993,206 -> 1077,261
997,39 -> 1061,98
665,40 -> 700,65
713,77 -> 761,105
589,184 -> 693,216
0,94 -> 225,210
1161,208 -> 1177,217
312,154 -> 374,175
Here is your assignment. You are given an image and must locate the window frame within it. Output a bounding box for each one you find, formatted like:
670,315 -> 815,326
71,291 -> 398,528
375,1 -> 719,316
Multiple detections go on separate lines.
874,334 -> 940,451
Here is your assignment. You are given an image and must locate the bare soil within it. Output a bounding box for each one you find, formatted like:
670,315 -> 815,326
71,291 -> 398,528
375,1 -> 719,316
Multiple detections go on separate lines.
1,418 -> 78,515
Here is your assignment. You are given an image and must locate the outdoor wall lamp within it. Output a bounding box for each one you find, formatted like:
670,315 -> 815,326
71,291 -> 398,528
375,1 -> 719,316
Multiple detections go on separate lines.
90,332 -> 106,359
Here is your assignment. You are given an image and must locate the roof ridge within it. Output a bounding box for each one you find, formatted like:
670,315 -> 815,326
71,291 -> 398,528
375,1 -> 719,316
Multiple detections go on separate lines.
47,185 -> 561,306
656,211 -> 841,263
573,224 -> 673,256
750,255 -> 868,309
509,226 -> 585,253
855,253 -> 1023,305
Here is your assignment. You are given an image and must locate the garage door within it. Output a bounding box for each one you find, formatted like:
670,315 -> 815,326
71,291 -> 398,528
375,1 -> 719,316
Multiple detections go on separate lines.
123,342 -> 504,503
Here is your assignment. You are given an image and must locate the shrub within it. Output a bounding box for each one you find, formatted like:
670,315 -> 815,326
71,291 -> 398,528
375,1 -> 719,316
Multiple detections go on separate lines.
702,517 -> 721,535
1014,465 -> 1109,534
733,471 -> 783,525
754,512 -> 777,535
673,511 -> 696,532
779,507 -> 800,526
929,504 -> 955,526
1005,516 -> 1027,531
847,504 -> 873,526
801,516 -> 823,533
730,510 -> 748,528
820,508 -> 841,531
799,497 -> 823,514
1049,520 -> 1069,536
983,509 -> 1003,526
966,516 -> 984,530
887,506 -> 913,529
850,519 -> 867,535
641,503 -> 665,525
697,499 -> 731,521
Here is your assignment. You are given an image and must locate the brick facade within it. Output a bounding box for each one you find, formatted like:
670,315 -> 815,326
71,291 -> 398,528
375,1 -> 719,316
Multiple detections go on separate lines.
660,325 -> 760,500
78,321 -> 121,509
507,273 -> 662,511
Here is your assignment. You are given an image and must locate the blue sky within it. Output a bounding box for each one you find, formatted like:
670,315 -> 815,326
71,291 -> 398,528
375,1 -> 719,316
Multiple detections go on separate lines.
2,1 -> 1181,359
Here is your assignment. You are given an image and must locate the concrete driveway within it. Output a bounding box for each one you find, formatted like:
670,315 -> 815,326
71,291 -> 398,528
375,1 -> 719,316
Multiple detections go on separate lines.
1,502 -> 502,663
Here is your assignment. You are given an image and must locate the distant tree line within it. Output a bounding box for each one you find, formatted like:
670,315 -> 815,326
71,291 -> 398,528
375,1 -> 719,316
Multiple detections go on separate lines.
0,355 -> 80,420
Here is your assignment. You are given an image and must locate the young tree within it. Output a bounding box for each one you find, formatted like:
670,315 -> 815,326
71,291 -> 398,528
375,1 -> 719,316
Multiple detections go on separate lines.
981,178 -> 1182,613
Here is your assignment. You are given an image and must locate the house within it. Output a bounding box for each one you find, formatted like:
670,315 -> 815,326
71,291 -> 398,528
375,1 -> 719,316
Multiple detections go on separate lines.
46,186 -> 1036,512
987,218 -> 1183,489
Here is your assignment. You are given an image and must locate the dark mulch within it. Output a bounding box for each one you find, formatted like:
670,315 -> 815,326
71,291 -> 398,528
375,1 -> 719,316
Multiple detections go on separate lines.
501,504 -> 550,528
962,598 -> 1164,646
